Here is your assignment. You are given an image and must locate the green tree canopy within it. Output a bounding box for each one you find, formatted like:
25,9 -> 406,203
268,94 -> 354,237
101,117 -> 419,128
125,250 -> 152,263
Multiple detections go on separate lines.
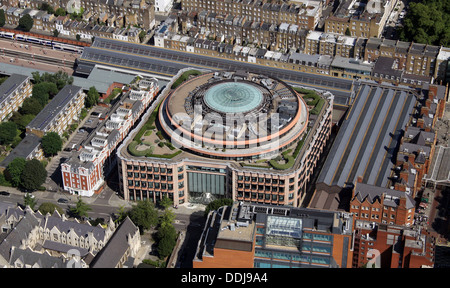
41,132 -> 63,157
24,193 -> 38,210
204,198 -> 234,216
11,112 -> 36,131
128,200 -> 159,234
54,7 -> 67,16
159,196 -> 173,210
114,205 -> 129,224
19,97 -> 43,116
31,71 -> 74,90
69,197 -> 92,219
159,209 -> 176,227
39,3 -> 54,15
155,223 -> 177,259
18,14 -> 34,32
20,159 -> 47,191
0,9 -> 5,27
0,121 -> 18,145
85,86 -> 100,108
139,30 -> 146,43
31,82 -> 58,106
398,0 -> 450,46
38,202 -> 64,215
5,157 -> 26,187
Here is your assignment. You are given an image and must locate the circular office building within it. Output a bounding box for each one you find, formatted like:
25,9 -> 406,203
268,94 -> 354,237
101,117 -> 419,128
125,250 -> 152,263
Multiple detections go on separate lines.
159,70 -> 309,159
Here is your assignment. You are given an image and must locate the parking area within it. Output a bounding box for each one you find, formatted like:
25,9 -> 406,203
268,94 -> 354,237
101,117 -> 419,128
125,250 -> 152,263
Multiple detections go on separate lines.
383,0 -> 408,39
64,105 -> 109,151
44,105 -> 110,192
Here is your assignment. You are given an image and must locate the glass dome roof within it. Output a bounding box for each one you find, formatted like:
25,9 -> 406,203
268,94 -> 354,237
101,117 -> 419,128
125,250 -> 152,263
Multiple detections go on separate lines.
204,82 -> 263,114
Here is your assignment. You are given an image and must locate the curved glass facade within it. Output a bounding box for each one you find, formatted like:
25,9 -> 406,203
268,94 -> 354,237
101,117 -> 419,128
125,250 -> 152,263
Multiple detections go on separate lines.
204,82 -> 263,114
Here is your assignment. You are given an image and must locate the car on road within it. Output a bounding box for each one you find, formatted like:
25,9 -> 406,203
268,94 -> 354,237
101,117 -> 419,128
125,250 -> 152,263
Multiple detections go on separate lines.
0,191 -> 10,196
57,198 -> 69,204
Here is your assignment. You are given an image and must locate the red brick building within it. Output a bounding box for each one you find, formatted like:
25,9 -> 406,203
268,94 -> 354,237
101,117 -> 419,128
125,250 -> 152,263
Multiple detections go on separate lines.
350,180 -> 416,227
353,220 -> 435,268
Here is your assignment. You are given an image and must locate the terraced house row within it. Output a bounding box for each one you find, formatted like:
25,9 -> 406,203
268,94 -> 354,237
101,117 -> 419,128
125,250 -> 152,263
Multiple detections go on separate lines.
4,0 -> 155,30
181,0 -> 322,31
156,15 -> 450,86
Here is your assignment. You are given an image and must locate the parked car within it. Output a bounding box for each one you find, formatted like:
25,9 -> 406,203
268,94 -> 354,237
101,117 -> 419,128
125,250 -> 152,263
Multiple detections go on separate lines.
57,198 -> 69,204
0,191 -> 10,196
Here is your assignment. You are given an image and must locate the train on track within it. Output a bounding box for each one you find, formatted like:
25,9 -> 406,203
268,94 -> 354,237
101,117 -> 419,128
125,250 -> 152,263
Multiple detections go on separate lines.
0,31 -> 84,54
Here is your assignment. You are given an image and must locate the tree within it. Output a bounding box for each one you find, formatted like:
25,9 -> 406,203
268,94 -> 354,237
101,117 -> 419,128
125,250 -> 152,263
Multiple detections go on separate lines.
39,82 -> 58,98
0,122 -> 18,145
5,157 -> 26,187
344,27 -> 351,36
53,29 -> 59,37
54,8 -> 66,16
19,97 -> 43,116
20,159 -> 47,191
32,71 -> 73,90
17,113 -> 36,130
24,193 -> 37,210
159,209 -> 176,227
115,205 -> 128,224
398,0 -> 450,46
31,82 -> 58,106
40,3 -> 54,15
159,196 -> 173,210
139,30 -> 146,43
76,34 -> 81,41
11,112 -> 35,131
128,200 -> 159,234
41,132 -> 63,156
0,9 -> 5,27
38,202 -> 64,215
155,223 -> 177,259
18,14 -> 34,32
85,86 -> 99,108
69,197 -> 92,219
204,198 -> 234,216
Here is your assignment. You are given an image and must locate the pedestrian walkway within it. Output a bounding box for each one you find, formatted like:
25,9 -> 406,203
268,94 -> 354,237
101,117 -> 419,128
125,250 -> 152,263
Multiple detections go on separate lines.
170,202 -> 206,215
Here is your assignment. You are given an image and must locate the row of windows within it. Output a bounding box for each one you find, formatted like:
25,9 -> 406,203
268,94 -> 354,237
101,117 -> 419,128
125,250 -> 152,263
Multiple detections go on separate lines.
237,184 -> 288,192
237,176 -> 294,184
256,229 -> 333,242
254,250 -> 331,265
128,181 -> 174,190
128,180 -> 184,189
127,172 -> 182,181
128,190 -> 184,201
126,165 -> 179,173
238,192 -> 285,201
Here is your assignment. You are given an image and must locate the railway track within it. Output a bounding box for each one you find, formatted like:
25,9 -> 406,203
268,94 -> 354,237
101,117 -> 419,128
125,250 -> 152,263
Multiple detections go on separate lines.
0,46 -> 75,68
